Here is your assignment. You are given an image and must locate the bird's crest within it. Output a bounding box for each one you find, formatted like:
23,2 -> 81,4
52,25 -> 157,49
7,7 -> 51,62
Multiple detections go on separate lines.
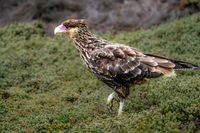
63,19 -> 87,28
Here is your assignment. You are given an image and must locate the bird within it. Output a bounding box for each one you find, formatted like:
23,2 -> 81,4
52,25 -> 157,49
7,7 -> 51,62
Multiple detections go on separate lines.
54,19 -> 200,116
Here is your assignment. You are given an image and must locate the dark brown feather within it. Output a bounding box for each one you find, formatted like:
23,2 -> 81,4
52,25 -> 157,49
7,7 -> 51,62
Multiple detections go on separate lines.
90,45 -> 171,88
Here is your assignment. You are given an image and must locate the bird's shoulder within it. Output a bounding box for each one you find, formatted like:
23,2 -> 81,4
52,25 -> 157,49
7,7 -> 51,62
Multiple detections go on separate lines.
90,44 -> 144,78
91,44 -> 143,60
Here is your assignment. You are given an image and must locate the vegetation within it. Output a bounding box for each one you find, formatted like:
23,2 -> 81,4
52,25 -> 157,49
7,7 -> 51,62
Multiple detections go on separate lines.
185,0 -> 200,8
0,13 -> 200,132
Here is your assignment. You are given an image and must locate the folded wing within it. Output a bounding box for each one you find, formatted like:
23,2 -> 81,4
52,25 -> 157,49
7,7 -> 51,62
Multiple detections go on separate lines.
90,45 -> 176,86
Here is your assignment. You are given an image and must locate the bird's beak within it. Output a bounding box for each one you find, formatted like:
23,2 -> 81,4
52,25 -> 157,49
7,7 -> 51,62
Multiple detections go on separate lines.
54,24 -> 68,35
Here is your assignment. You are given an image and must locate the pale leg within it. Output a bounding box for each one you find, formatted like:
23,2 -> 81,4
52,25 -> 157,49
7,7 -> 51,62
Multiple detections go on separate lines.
118,99 -> 125,116
106,92 -> 116,112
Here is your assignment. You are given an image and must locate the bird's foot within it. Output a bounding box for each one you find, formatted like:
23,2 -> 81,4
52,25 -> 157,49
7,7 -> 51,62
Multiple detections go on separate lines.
117,99 -> 125,116
106,100 -> 113,113
106,92 -> 116,113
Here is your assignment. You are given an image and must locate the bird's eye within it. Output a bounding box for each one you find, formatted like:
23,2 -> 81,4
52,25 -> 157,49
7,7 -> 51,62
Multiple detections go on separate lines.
63,24 -> 69,29
63,24 -> 77,29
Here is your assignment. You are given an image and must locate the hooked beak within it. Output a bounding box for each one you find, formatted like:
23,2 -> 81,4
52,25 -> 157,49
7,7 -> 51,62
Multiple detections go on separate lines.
54,24 -> 68,35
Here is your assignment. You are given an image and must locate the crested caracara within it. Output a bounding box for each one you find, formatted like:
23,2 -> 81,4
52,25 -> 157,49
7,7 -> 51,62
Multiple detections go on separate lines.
54,19 -> 199,115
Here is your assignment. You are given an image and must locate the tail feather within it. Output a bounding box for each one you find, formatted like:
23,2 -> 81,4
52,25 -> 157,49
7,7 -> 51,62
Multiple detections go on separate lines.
146,54 -> 200,71
171,60 -> 200,71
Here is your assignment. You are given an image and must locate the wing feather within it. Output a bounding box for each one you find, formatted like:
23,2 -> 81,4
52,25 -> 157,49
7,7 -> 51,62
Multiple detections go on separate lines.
90,45 -> 176,84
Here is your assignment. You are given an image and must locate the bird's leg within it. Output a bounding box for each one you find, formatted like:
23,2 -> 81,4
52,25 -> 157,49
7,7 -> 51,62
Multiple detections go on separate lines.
118,98 -> 125,116
106,92 -> 117,112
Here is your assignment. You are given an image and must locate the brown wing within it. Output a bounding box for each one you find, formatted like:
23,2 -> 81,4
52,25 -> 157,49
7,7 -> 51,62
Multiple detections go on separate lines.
90,45 -> 176,84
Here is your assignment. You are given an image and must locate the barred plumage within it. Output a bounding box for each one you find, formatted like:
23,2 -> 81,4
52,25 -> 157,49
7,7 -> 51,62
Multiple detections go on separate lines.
54,19 -> 200,115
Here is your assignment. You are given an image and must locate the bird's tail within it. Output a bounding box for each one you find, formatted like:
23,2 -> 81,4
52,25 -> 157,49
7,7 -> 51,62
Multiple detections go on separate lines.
171,60 -> 200,71
146,54 -> 200,71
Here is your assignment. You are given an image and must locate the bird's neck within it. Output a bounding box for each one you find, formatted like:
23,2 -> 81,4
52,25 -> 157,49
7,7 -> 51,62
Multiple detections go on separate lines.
71,28 -> 106,53
70,28 -> 106,68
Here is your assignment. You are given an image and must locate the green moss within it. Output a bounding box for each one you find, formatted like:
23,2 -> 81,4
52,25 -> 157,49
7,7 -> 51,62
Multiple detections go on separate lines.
0,14 -> 200,132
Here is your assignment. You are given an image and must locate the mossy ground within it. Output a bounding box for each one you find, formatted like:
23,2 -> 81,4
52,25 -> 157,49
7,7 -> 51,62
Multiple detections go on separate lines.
0,14 -> 200,132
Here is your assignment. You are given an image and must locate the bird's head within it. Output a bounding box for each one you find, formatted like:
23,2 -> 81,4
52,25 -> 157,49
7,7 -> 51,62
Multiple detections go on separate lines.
54,19 -> 87,38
